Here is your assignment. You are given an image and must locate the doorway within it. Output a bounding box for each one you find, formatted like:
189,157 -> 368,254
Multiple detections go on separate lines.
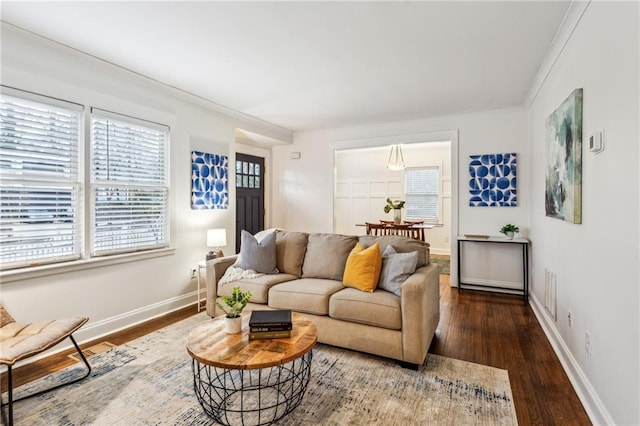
235,153 -> 265,253
333,139 -> 455,257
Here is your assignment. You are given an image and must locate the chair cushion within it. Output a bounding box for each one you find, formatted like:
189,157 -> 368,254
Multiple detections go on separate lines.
275,230 -> 308,278
268,278 -> 345,315
329,288 -> 401,330
0,305 -> 15,328
302,233 -> 358,280
0,317 -> 89,365
342,242 -> 382,293
219,273 -> 297,304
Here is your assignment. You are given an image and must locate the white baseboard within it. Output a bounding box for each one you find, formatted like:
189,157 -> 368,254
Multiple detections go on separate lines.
75,292 -> 200,343
529,294 -> 613,425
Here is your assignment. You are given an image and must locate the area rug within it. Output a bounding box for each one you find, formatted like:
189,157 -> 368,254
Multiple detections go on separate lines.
11,312 -> 517,425
430,254 -> 450,275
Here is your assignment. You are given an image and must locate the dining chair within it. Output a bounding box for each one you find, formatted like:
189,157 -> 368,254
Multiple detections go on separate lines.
366,222 -> 389,236
403,220 -> 425,241
0,305 -> 91,426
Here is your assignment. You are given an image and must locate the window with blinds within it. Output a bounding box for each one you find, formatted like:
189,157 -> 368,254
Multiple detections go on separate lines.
405,167 -> 440,222
0,91 -> 82,269
90,109 -> 169,256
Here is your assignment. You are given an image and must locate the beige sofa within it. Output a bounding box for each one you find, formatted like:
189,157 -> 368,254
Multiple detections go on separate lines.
205,230 -> 440,367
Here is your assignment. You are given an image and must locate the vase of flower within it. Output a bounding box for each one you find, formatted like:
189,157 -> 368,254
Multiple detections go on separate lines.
393,208 -> 402,224
384,198 -> 405,224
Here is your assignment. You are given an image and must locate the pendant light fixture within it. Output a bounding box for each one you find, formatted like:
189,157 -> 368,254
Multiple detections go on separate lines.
386,144 -> 405,170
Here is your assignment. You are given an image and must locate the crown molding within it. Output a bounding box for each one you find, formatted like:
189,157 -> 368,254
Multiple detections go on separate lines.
523,1 -> 591,106
1,21 -> 293,144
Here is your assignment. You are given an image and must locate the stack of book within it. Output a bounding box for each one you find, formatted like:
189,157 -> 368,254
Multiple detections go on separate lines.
248,309 -> 293,340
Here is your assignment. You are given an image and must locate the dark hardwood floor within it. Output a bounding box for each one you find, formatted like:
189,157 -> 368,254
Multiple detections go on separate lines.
5,273 -> 591,425
431,274 -> 591,425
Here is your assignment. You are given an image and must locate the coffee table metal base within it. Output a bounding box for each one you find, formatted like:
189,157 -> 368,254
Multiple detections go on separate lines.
192,351 -> 313,426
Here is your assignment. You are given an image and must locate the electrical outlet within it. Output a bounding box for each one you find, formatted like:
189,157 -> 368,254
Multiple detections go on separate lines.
585,331 -> 592,357
567,311 -> 572,328
190,266 -> 198,279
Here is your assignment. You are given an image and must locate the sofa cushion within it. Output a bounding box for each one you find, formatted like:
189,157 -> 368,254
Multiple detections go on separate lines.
302,233 -> 358,280
378,245 -> 418,296
236,229 -> 278,273
275,230 -> 308,278
342,242 -> 382,293
329,288 -> 402,330
358,235 -> 429,267
268,278 -> 345,315
218,273 -> 297,304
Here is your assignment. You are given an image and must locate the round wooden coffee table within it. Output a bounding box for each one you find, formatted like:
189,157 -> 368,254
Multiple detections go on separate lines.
186,312 -> 317,426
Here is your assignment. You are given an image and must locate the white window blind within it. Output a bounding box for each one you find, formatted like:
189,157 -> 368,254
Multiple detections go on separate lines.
0,91 -> 82,269
91,109 -> 169,256
405,167 -> 440,222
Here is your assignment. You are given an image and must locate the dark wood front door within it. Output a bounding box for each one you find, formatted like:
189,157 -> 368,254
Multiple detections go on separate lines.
235,153 -> 265,253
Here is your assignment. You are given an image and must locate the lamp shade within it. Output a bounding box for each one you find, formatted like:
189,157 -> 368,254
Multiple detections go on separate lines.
207,228 -> 227,247
386,144 -> 406,170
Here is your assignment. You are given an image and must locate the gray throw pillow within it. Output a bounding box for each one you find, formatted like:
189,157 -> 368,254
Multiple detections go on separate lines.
235,229 -> 278,273
378,245 -> 418,296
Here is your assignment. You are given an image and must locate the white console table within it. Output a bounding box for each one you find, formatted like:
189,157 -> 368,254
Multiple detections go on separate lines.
456,236 -> 530,300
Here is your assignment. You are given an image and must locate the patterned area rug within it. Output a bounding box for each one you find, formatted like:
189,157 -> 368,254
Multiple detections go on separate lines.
431,254 -> 450,275
11,312 -> 516,425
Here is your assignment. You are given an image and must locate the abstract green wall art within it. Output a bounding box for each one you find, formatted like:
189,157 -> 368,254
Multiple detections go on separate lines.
545,88 -> 583,224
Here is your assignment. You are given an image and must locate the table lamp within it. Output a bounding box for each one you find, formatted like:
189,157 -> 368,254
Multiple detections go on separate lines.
206,228 -> 227,260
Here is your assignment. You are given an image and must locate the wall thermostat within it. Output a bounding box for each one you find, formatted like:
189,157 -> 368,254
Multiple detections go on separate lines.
589,131 -> 604,153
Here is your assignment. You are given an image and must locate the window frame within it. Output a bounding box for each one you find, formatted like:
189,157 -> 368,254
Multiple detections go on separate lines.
0,87 -> 84,269
0,87 -> 174,283
404,166 -> 441,224
90,108 -> 171,257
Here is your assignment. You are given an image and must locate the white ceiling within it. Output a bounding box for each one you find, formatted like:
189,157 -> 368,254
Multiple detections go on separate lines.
1,1 -> 571,132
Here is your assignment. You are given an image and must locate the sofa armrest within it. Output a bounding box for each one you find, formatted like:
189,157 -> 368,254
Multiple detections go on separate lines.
400,263 -> 440,364
205,255 -> 238,317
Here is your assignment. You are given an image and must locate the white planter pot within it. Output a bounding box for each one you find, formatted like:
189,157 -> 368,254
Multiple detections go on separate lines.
224,316 -> 242,334
505,231 -> 514,240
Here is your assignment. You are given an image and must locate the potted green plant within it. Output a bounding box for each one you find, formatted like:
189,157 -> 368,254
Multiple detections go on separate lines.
499,224 -> 520,240
384,198 -> 405,224
216,286 -> 252,333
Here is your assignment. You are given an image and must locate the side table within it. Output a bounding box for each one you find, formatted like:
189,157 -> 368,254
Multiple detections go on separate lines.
457,236 -> 530,300
196,260 -> 206,312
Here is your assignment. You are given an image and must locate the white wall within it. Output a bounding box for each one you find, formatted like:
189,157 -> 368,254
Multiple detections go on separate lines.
273,108 -> 527,235
272,108 -> 528,286
527,2 -> 639,424
0,25 -> 290,344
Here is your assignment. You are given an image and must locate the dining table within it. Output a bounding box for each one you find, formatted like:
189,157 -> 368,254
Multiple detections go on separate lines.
358,222 -> 435,241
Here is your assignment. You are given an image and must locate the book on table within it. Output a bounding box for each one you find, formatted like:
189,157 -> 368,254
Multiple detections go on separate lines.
249,310 -> 292,338
248,329 -> 292,340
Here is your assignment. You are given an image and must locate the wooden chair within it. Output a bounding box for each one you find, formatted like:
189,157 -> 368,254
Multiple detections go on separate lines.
404,220 -> 425,241
0,305 -> 91,426
394,224 -> 414,237
366,222 -> 390,236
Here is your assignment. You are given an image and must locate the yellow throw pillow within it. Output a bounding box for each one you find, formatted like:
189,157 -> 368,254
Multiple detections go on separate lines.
342,242 -> 382,292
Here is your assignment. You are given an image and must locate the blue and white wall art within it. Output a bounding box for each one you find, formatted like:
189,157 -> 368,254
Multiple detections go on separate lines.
469,153 -> 517,207
191,150 -> 228,209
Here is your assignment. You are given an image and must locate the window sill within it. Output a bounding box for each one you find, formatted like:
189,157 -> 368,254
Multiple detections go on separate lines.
0,247 -> 176,284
